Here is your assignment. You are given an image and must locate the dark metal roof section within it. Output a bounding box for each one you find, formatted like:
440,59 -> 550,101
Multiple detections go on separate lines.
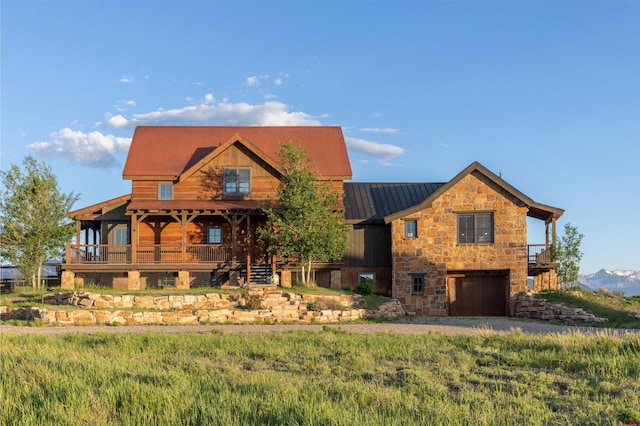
344,182 -> 445,223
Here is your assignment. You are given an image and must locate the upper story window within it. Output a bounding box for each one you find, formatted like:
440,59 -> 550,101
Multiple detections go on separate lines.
224,168 -> 251,195
458,212 -> 494,244
114,226 -> 129,245
158,182 -> 173,200
404,220 -> 418,238
207,226 -> 223,244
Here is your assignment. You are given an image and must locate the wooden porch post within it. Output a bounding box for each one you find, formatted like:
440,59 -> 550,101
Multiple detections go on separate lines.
131,213 -> 138,263
551,217 -> 557,248
545,221 -> 550,248
75,221 -> 81,245
231,213 -> 238,267
246,214 -> 251,285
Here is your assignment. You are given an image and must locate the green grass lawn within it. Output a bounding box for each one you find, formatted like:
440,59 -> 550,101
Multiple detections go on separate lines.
1,330 -> 639,425
536,288 -> 640,329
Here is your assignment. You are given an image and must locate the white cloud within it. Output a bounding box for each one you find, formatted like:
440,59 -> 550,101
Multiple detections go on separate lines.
105,100 -> 322,128
106,114 -> 129,128
245,75 -> 269,86
204,93 -> 215,103
122,100 -> 136,107
344,136 -> 405,166
119,75 -> 134,83
28,128 -> 131,168
274,78 -> 283,86
361,127 -> 400,134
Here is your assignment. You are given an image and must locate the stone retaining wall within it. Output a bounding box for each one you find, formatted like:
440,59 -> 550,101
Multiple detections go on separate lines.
43,290 -> 363,311
0,305 -> 365,325
509,292 -> 607,323
1,291 -> 371,325
366,299 -> 406,319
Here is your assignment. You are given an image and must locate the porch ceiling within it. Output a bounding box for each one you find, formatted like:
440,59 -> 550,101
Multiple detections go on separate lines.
527,202 -> 564,222
126,199 -> 262,213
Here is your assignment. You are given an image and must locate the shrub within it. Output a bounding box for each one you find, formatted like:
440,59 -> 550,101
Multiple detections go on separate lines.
306,297 -> 344,312
355,281 -> 374,295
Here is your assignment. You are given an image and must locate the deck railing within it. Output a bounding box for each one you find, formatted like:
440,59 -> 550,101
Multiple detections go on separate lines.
66,243 -> 244,264
527,244 -> 554,264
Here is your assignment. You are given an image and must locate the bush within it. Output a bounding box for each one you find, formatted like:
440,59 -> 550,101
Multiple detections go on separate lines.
306,297 -> 344,312
355,281 -> 374,295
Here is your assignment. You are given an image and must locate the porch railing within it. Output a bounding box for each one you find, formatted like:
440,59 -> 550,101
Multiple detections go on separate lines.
527,244 -> 554,264
66,243 -> 244,264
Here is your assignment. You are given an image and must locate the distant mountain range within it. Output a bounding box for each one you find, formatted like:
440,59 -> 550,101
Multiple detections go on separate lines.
577,269 -> 640,296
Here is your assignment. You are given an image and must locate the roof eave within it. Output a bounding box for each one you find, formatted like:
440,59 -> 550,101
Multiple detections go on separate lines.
383,161 -> 537,224
178,133 -> 284,182
68,194 -> 132,219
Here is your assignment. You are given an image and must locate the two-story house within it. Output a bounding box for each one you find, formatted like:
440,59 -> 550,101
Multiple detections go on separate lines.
63,126 -> 562,316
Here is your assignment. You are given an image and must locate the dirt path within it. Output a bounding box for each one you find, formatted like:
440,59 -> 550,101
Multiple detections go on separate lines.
1,317 -> 638,336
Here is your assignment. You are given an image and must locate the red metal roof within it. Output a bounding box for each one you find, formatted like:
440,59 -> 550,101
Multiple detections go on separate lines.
122,126 -> 352,180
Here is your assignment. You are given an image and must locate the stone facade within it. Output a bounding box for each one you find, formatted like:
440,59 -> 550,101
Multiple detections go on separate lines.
391,172 -> 529,316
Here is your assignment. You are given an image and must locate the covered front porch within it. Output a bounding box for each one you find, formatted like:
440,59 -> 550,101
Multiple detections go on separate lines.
526,202 -> 564,290
64,197 -> 275,289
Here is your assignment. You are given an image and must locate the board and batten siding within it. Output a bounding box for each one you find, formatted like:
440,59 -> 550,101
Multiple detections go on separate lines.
344,224 -> 392,267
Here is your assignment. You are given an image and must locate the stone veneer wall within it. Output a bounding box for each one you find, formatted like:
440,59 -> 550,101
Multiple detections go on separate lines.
391,172 -> 529,316
1,291 -> 407,325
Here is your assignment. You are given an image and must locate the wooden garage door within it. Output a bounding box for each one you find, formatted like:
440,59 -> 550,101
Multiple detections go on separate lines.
448,273 -> 507,316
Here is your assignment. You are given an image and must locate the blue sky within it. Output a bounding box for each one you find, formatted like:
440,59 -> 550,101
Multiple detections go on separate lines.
1,0 -> 638,274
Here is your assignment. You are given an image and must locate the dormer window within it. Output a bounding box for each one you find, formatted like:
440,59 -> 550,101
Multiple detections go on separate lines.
224,168 -> 251,195
158,182 -> 173,200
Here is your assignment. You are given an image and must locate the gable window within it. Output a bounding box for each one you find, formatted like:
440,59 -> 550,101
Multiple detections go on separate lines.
158,182 -> 173,200
404,220 -> 418,238
458,212 -> 494,243
207,226 -> 223,244
411,274 -> 424,295
224,168 -> 251,195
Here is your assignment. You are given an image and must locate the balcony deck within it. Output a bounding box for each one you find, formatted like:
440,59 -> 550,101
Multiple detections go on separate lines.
64,243 -> 247,272
527,244 -> 558,275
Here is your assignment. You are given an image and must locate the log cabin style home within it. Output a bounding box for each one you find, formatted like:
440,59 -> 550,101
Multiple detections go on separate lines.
63,126 -> 563,316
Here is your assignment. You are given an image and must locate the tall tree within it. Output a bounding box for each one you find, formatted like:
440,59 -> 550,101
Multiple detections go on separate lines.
0,156 -> 79,289
554,222 -> 585,288
257,142 -> 348,286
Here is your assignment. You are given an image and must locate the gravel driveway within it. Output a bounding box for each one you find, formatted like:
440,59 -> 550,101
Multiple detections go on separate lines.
1,317 -> 638,336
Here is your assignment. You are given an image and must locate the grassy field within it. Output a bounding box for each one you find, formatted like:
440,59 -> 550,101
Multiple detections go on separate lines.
1,329 -> 639,425
536,288 -> 640,329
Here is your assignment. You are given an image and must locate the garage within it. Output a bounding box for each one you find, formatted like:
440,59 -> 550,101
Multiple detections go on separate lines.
447,271 -> 509,316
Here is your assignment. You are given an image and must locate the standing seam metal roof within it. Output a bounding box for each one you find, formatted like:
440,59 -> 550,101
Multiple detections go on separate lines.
344,182 -> 446,222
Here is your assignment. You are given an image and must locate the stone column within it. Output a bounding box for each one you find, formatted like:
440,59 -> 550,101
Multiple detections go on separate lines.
330,270 -> 342,289
127,270 -> 141,291
61,271 -> 75,290
177,271 -> 190,289
280,270 -> 292,288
